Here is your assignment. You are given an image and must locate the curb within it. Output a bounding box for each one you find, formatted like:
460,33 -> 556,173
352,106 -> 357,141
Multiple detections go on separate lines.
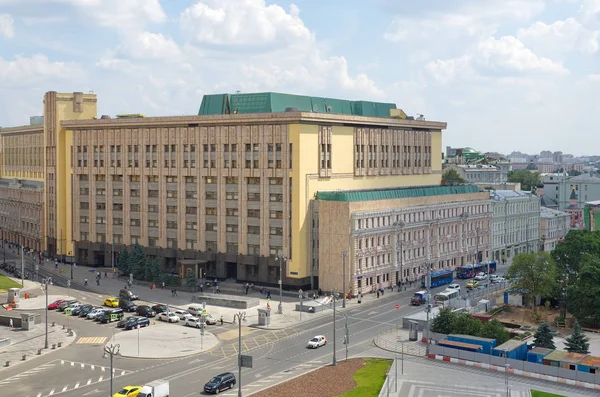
427,354 -> 600,391
0,329 -> 77,372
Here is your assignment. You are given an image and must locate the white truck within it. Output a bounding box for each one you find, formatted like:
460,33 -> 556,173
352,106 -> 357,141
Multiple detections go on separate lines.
138,380 -> 169,397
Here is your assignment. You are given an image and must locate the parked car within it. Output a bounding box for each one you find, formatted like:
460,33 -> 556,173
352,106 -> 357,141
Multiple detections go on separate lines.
152,304 -> 167,314
447,284 -> 461,292
489,274 -> 506,283
307,335 -> 327,349
119,289 -> 139,300
124,316 -> 150,330
184,317 -> 203,328
117,316 -> 138,329
87,308 -> 105,320
172,310 -> 193,321
119,299 -> 138,312
104,297 -> 120,308
48,299 -> 66,310
58,300 -> 79,312
79,305 -> 97,317
136,305 -> 156,318
71,304 -> 92,316
158,312 -> 180,323
204,313 -> 218,325
204,373 -> 236,394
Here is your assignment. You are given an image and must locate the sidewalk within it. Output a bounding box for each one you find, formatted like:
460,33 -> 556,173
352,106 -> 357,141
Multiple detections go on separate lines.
0,323 -> 76,371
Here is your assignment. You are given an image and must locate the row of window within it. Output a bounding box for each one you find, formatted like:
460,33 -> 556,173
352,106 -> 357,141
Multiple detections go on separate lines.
79,174 -> 285,186
79,187 -> 284,202
76,144 -> 291,169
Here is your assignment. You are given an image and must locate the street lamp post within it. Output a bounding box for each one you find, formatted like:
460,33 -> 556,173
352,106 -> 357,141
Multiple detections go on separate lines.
233,311 -> 246,397
42,277 -> 52,349
332,289 -> 338,366
393,220 -> 405,288
103,344 -> 120,397
275,254 -> 286,314
340,251 -> 347,308
505,361 -> 511,397
1,228 -> 5,265
20,246 -> 24,287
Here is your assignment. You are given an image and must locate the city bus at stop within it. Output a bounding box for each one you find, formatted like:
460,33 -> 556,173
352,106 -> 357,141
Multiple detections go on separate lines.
421,269 -> 454,288
455,261 -> 497,279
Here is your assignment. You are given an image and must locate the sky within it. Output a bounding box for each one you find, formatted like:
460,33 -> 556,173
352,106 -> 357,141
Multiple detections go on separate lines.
0,0 -> 598,155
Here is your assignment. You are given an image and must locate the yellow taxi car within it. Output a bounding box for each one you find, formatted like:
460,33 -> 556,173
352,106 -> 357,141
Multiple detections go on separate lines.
104,297 -> 120,308
113,385 -> 141,397
466,280 -> 479,289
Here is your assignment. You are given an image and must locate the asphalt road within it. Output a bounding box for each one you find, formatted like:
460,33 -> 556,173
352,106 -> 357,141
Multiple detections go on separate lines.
2,248 -> 513,397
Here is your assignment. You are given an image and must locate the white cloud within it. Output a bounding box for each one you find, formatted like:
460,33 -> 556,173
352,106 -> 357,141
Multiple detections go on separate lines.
0,54 -> 81,86
517,18 -> 600,56
588,73 -> 600,82
579,0 -> 600,25
96,57 -> 139,73
385,0 -> 545,42
0,13 -> 14,38
476,36 -> 569,74
116,32 -> 182,60
425,55 -> 474,85
181,0 -> 312,47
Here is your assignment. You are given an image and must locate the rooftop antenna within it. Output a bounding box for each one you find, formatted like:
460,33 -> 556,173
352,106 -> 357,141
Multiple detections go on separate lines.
416,113 -> 425,120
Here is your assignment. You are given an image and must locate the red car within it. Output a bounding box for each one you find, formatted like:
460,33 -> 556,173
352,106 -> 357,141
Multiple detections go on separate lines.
47,299 -> 66,310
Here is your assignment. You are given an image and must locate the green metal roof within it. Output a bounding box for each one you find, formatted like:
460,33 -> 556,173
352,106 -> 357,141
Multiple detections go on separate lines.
198,92 -> 397,117
316,185 -> 480,202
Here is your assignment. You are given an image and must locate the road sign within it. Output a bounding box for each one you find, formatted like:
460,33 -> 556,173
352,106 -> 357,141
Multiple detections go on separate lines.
395,304 -> 400,309
239,354 -> 253,368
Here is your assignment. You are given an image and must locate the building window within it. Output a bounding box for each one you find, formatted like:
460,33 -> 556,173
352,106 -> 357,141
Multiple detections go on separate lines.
269,194 -> 283,202
80,216 -> 89,223
96,203 -> 106,210
226,192 -> 238,200
226,208 -> 239,216
148,219 -> 159,228
113,189 -> 123,196
206,207 -> 217,215
167,221 -> 178,229
186,206 -> 197,215
167,190 -> 177,198
248,244 -> 260,255
205,191 -> 217,200
80,188 -> 89,195
80,232 -> 89,241
96,217 -> 106,224
204,177 -> 215,184
269,177 -> 282,185
147,175 -> 159,183
270,210 -> 283,219
80,202 -> 89,209
167,206 -> 178,214
96,188 -> 106,196
227,243 -> 238,254
130,204 -> 140,212
206,223 -> 217,231
130,189 -> 140,197
97,233 -> 106,243
248,226 -> 260,234
148,190 -> 159,198
113,217 -> 123,225
113,234 -> 122,244
226,224 -> 238,232
225,176 -> 238,184
247,193 -> 260,201
130,219 -> 141,226
148,205 -> 159,213
186,222 -> 198,230
148,238 -> 157,247
206,241 -> 217,252
166,176 -> 177,183
247,177 -> 260,185
186,191 -> 197,199
130,175 -> 140,182
79,175 -> 89,181
131,236 -> 140,245
186,240 -> 197,250
167,238 -> 177,248
270,227 -> 283,235
270,246 -> 282,256
185,176 -> 197,184
248,209 -> 260,218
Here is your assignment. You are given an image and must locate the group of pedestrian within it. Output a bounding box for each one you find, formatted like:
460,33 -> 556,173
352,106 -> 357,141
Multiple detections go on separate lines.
243,282 -> 254,295
171,288 -> 178,297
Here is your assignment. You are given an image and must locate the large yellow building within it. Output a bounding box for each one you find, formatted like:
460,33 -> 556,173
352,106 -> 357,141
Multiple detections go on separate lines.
0,91 -> 449,288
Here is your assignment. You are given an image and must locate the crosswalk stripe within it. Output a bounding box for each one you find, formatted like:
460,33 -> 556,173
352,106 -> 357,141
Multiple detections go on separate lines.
76,337 -> 107,344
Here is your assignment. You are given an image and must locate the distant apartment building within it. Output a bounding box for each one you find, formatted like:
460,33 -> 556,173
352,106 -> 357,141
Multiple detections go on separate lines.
490,190 -> 541,262
539,207 -> 569,252
444,163 -> 507,184
542,173 -> 600,211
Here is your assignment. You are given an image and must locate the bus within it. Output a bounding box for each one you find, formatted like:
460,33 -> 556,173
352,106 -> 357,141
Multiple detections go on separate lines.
421,269 -> 454,288
455,261 -> 497,279
434,289 -> 460,307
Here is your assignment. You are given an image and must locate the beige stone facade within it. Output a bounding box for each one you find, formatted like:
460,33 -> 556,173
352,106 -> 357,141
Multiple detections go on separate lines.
0,178 -> 44,251
314,189 -> 492,295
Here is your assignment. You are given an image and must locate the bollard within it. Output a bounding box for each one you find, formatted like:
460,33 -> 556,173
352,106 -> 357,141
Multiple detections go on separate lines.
5,361 -> 9,367
58,342 -> 63,347
52,344 -> 56,350
62,325 -> 66,330
68,331 -> 73,337
66,328 -> 72,334
22,354 -> 26,361
52,321 -> 56,327
37,349 -> 42,355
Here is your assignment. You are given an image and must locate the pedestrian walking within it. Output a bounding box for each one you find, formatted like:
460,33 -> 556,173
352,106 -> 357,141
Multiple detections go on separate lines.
171,288 -> 174,297
9,318 -> 13,329
376,290 -> 380,298
84,278 -> 88,286
161,281 -> 165,289
152,283 -> 156,291
104,271 -> 107,278
216,285 -> 220,293
244,282 -> 249,295
96,278 -> 100,286
199,284 -> 203,293
174,288 -> 177,296
220,315 -> 223,326
267,290 -> 271,299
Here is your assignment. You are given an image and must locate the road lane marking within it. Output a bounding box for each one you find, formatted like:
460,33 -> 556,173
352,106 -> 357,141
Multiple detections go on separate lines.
97,376 -> 103,382
74,382 -> 80,388
86,379 -> 92,385
61,385 -> 68,392
48,389 -> 55,395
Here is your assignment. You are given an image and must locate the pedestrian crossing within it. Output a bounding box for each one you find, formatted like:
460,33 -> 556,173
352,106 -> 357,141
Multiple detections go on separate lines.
209,327 -> 302,358
76,336 -> 107,344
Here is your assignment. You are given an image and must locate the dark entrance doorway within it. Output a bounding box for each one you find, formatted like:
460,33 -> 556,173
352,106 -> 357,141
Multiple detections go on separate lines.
93,252 -> 105,267
225,262 -> 237,280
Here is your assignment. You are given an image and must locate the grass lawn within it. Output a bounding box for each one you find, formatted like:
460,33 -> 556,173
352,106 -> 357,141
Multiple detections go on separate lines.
335,358 -> 392,397
530,391 -> 566,397
0,274 -> 21,293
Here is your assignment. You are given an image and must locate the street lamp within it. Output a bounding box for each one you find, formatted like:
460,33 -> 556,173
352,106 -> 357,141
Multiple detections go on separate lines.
1,227 -> 5,265
340,251 -> 347,308
331,289 -> 339,366
42,277 -> 53,349
505,362 -> 511,397
393,220 -> 405,287
233,311 -> 246,397
275,254 -> 286,314
103,343 -> 120,397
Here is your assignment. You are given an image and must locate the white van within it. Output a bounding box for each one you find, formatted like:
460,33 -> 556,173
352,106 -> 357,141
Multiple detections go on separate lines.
188,305 -> 207,316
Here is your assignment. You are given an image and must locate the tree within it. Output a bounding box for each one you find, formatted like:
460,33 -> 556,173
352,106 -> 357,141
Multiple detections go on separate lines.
506,252 -> 557,312
481,319 -> 510,345
532,322 -> 556,349
442,168 -> 467,185
565,257 -> 600,326
148,258 -> 162,283
507,169 -> 541,191
564,320 -> 590,354
551,230 -> 600,318
186,268 -> 197,288
450,312 -> 483,336
116,247 -> 130,275
431,307 -> 454,334
128,244 -> 146,280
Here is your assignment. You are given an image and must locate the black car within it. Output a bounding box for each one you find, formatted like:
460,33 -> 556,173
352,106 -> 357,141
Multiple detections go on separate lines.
117,316 -> 138,328
72,304 -> 92,316
98,308 -> 124,323
79,305 -> 96,317
152,304 -> 167,314
124,316 -> 150,330
136,305 -> 156,318
204,372 -> 236,394
119,299 -> 138,312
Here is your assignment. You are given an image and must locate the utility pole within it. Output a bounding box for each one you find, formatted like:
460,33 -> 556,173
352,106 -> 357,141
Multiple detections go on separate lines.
341,251 -> 347,308
43,277 -> 52,349
275,254 -> 285,314
332,289 -> 338,366
20,246 -> 24,287
233,311 -> 246,397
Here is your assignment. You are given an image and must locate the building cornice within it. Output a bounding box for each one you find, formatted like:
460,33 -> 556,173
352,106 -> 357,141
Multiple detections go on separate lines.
0,125 -> 43,135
